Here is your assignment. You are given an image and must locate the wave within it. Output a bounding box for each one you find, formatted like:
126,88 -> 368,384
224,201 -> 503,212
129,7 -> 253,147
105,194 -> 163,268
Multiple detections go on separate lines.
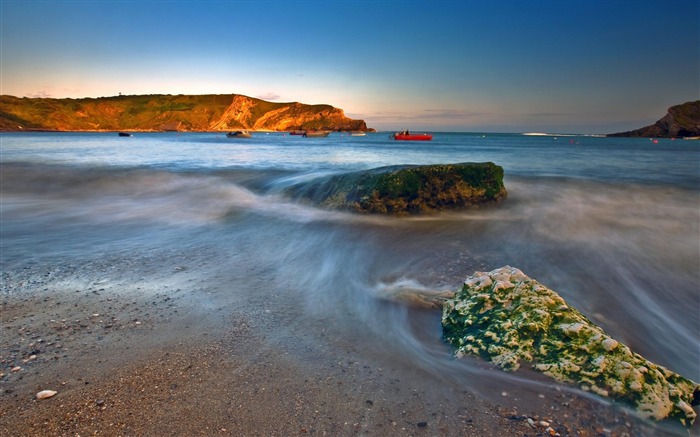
521,132 -> 607,138
0,162 -> 398,229
522,132 -> 581,137
3,160 -> 698,420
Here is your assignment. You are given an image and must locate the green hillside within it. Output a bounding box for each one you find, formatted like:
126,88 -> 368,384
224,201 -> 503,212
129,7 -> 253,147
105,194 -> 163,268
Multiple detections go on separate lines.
0,94 -> 369,132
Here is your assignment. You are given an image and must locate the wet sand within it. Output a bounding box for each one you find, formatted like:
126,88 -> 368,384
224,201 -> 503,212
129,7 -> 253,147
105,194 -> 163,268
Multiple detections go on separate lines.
1,257 -> 694,437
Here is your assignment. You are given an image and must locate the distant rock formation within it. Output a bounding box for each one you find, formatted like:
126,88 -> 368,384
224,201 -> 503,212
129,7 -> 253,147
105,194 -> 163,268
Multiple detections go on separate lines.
286,162 -> 507,215
608,101 -> 700,138
0,94 -> 371,132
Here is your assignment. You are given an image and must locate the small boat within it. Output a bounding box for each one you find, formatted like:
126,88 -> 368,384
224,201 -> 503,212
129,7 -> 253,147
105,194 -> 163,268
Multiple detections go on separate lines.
303,131 -> 331,137
350,131 -> 366,136
118,132 -> 133,137
226,130 -> 252,138
392,130 -> 432,141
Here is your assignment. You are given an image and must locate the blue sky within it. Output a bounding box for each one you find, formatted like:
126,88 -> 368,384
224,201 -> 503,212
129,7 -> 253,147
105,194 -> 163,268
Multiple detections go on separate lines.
1,0 -> 698,133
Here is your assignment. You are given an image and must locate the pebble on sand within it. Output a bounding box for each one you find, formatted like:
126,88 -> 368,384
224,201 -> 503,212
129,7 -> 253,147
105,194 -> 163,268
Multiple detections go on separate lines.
36,390 -> 57,400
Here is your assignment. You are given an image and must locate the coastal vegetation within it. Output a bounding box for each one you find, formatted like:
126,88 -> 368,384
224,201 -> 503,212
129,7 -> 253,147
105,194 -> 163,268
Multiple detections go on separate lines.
0,94 -> 370,132
3,93 -> 697,137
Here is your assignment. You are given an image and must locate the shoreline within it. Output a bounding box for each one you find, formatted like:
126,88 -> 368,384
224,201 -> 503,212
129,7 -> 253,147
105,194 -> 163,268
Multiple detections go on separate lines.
0,129 -> 375,134
2,129 -> 696,138
1,262 -> 691,436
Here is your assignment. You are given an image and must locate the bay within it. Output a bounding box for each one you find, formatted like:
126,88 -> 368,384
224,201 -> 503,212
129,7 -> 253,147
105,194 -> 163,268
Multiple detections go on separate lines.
1,131 -> 698,429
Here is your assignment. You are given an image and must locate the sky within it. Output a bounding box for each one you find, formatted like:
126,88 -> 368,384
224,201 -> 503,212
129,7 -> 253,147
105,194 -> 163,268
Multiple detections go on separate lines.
1,0 -> 698,134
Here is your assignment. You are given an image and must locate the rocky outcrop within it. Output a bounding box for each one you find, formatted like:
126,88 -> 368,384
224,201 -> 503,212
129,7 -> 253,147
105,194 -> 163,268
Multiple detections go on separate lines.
286,162 -> 507,215
608,101 -> 700,138
441,266 -> 700,426
209,95 -> 367,132
0,94 -> 371,132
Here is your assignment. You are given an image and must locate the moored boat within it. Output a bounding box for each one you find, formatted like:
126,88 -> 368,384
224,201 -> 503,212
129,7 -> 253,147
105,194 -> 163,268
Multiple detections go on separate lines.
118,132 -> 133,137
226,130 -> 252,138
303,131 -> 331,137
392,130 -> 432,141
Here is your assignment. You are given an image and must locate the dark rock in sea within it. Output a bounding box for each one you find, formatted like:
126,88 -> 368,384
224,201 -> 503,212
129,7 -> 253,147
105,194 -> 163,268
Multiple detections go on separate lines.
608,100 -> 700,138
288,162 -> 507,215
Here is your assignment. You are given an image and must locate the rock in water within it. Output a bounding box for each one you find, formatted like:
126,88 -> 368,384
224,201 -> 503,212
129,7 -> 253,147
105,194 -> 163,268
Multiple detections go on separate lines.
287,162 -> 507,215
607,100 -> 700,138
36,390 -> 57,400
441,266 -> 700,426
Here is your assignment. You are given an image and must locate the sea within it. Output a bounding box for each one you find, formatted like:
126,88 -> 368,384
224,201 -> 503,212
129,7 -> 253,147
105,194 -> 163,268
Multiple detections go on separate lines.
1,131 -> 699,421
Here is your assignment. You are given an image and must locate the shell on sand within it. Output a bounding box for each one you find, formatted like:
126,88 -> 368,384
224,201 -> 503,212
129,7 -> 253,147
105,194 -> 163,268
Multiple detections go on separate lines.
36,390 -> 57,400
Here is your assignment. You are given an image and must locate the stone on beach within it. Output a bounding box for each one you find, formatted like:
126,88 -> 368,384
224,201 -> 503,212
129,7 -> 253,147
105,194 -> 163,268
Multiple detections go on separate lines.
36,390 -> 57,400
441,266 -> 700,426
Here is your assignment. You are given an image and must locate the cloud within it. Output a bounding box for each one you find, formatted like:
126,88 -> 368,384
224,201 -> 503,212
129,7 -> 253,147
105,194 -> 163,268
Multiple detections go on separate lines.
256,92 -> 281,101
27,90 -> 54,98
367,109 -> 491,122
25,87 -> 85,99
422,109 -> 492,120
523,112 -> 571,118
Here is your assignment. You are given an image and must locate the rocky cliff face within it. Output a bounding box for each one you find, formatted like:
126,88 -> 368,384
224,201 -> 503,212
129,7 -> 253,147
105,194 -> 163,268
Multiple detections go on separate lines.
0,94 -> 371,132
608,101 -> 700,138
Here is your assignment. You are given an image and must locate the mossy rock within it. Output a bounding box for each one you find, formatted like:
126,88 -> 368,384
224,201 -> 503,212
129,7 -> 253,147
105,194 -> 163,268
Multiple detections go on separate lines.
289,162 -> 507,215
442,266 -> 700,426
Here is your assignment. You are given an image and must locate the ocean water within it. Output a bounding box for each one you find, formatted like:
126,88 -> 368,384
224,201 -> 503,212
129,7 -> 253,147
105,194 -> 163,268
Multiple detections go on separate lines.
2,131 -> 699,415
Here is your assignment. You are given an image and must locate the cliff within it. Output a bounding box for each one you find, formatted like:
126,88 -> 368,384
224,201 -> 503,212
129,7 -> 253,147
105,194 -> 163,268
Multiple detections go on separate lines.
0,94 -> 371,132
608,101 -> 700,138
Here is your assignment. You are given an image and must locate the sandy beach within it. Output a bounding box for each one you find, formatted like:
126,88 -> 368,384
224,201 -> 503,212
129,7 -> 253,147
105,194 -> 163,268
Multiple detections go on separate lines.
1,254 -> 691,437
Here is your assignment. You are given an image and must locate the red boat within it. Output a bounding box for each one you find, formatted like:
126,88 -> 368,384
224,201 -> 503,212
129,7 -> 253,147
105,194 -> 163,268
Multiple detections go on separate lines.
392,130 -> 433,141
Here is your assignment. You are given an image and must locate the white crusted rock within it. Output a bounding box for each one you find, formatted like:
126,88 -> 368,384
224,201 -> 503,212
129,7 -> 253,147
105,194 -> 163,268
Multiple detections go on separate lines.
442,266 -> 700,426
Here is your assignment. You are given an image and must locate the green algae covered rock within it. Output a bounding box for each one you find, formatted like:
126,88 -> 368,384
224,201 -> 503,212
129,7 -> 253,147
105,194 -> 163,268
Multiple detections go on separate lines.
442,266 -> 700,426
289,162 -> 507,215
